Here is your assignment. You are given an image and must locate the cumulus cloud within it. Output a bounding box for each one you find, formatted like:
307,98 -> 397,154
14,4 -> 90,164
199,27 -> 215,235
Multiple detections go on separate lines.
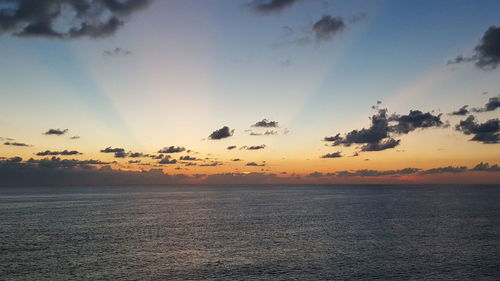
158,155 -> 177,165
36,150 -> 82,156
321,152 -> 342,158
324,108 -> 444,152
449,105 -> 469,116
0,0 -> 151,39
448,25 -> 500,70
248,0 -> 299,14
4,141 -> 31,147
455,116 -> 499,144
388,110 -> 444,134
100,147 -> 127,158
252,119 -> 279,128
208,126 -> 234,140
470,162 -> 500,172
199,161 -> 223,167
472,96 -> 500,113
158,146 -> 186,153
179,156 -> 200,161
312,15 -> 345,41
44,128 -> 68,135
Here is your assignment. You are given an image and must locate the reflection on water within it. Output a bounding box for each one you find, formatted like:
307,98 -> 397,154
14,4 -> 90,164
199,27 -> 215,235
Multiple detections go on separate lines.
0,185 -> 499,280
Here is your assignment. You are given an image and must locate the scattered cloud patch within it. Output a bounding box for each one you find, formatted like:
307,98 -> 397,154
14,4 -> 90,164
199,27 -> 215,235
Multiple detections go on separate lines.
249,0 -> 299,14
36,150 -> 82,156
158,146 -> 186,153
104,47 -> 132,56
449,105 -> 469,116
4,141 -> 31,147
44,128 -> 68,135
208,126 -> 234,140
0,0 -> 151,39
252,119 -> 279,128
455,116 -> 499,144
321,152 -> 342,158
227,145 -> 237,150
246,162 -> 266,166
313,15 -> 345,41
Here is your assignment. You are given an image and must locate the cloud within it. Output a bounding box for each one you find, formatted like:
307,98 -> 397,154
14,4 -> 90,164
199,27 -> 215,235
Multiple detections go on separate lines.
246,162 -> 266,166
179,156 -> 200,161
324,108 -> 444,152
0,0 -> 151,39
0,158 -> 188,186
420,166 -> 467,175
252,119 -> 279,128
104,47 -> 132,56
448,25 -> 500,70
321,152 -> 342,158
249,130 -> 278,136
70,136 -> 80,140
312,15 -> 345,41
227,145 -> 237,150
208,126 -> 234,140
470,162 -> 500,172
158,146 -> 186,153
455,116 -> 499,144
361,138 -> 400,152
388,110 -> 444,134
100,147 -> 127,158
249,0 -> 299,14
241,144 -> 266,150
44,128 -> 68,135
199,161 -> 223,167
472,96 -> 500,113
158,155 -> 177,165
449,105 -> 469,116
231,158 -> 242,161
307,171 -> 324,177
336,168 -> 420,177
4,141 -> 31,147
36,150 -> 82,156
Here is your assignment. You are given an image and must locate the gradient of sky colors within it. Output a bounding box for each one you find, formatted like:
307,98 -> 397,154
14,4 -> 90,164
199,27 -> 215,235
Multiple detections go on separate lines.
1,0 -> 499,185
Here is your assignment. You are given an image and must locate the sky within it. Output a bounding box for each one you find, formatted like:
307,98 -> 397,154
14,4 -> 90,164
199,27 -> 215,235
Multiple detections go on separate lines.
0,0 -> 499,185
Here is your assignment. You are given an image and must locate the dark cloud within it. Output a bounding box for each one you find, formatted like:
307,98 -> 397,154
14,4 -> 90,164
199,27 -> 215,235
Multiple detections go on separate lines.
472,96 -> 500,113
307,171 -> 324,177
246,162 -> 266,167
208,126 -> 234,140
448,25 -> 500,70
231,158 -> 242,161
127,152 -> 149,158
4,141 -> 30,147
44,128 -> 68,135
420,166 -> 467,175
158,155 -> 177,165
100,147 -> 127,158
361,138 -> 400,152
449,105 -> 469,116
455,116 -> 499,144
242,144 -> 266,150
336,168 -> 420,177
104,47 -> 132,56
324,109 -> 443,152
0,158 -> 188,186
227,145 -> 237,150
70,136 -> 80,140
249,0 -> 299,14
36,150 -> 81,156
388,110 -> 444,134
470,162 -> 500,172
252,119 -> 279,128
321,152 -> 342,158
128,160 -> 141,164
312,15 -> 345,41
0,0 -> 151,39
179,156 -> 200,161
158,146 -> 186,153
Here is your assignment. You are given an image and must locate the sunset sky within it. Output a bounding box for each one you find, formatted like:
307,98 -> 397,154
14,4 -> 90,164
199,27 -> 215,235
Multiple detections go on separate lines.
0,0 -> 499,185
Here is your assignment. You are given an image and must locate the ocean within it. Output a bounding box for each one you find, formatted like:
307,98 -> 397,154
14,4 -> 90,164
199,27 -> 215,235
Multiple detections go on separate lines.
0,185 -> 498,280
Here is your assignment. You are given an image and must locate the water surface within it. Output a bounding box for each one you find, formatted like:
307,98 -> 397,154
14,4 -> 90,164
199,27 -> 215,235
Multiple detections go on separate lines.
0,185 -> 498,280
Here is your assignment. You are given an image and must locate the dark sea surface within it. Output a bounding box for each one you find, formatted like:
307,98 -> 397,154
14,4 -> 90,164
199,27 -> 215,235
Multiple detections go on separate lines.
0,185 -> 499,281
